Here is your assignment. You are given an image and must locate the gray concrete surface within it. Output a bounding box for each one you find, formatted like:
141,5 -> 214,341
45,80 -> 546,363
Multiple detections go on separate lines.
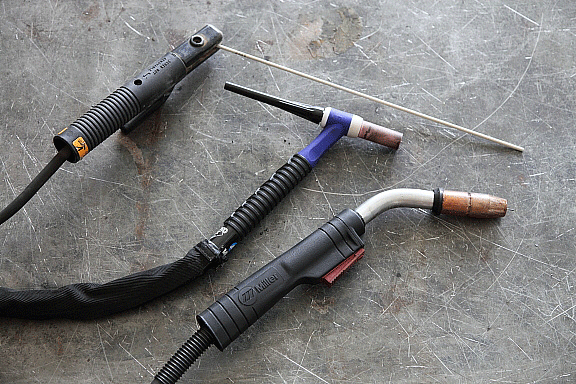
1,1 -> 575,383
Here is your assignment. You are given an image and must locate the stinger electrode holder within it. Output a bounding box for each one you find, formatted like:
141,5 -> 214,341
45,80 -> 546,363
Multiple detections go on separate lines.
0,25 -> 222,226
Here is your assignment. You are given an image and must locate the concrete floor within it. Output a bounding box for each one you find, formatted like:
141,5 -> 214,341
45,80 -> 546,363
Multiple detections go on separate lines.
1,1 -> 575,383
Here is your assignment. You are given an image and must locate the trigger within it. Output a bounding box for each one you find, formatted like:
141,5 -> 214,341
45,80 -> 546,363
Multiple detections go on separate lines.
322,248 -> 365,287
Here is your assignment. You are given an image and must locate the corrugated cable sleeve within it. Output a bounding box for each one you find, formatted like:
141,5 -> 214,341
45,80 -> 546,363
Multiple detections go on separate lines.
224,154 -> 312,239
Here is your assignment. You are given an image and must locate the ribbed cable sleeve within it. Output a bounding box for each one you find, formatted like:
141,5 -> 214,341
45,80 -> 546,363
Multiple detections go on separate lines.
69,87 -> 141,150
152,327 -> 215,384
224,154 -> 311,239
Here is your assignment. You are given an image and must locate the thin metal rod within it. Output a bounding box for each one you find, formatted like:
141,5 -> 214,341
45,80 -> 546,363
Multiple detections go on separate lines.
218,44 -> 524,152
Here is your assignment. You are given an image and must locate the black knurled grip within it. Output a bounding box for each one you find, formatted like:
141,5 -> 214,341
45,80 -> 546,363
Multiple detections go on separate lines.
224,154 -> 311,239
76,87 -> 141,148
54,86 -> 141,162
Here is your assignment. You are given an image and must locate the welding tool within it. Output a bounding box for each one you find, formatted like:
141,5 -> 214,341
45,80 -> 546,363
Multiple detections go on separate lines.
225,82 -> 402,166
0,25 -> 222,226
0,84 -> 402,320
150,188 -> 507,384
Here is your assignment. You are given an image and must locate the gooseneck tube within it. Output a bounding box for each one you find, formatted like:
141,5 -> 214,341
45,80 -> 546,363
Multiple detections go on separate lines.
355,189 -> 435,224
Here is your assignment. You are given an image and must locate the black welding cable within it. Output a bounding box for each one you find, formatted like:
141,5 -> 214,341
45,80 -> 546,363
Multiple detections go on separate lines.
0,240 -> 221,320
0,146 -> 72,226
0,146 -> 220,321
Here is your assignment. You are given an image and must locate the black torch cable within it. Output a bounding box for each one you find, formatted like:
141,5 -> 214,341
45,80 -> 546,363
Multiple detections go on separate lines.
0,146 -> 72,226
0,240 -> 216,320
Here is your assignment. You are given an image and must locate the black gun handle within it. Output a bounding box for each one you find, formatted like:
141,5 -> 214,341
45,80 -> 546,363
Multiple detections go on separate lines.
199,209 -> 365,350
152,210 -> 364,384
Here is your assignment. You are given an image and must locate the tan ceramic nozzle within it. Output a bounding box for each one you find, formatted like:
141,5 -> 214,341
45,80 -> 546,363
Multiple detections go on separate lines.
357,120 -> 403,150
440,190 -> 507,218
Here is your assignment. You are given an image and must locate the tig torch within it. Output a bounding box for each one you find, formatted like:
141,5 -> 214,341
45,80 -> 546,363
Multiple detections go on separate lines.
224,82 -> 402,166
151,188 -> 507,384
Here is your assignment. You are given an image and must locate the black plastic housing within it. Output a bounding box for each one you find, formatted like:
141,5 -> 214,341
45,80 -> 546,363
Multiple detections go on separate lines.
53,24 -> 222,162
224,82 -> 325,124
197,209 -> 365,350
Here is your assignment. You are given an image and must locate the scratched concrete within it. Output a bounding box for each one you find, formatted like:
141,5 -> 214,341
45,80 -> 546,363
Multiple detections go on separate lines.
0,0 -> 575,383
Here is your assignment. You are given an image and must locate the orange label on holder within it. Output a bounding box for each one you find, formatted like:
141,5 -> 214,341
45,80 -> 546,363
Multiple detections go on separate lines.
73,137 -> 89,158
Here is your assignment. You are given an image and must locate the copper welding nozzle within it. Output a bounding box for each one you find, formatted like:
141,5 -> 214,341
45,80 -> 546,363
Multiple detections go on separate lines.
440,190 -> 507,218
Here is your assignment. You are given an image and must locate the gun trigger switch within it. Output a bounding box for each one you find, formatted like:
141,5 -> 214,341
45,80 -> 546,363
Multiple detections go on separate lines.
322,248 -> 365,287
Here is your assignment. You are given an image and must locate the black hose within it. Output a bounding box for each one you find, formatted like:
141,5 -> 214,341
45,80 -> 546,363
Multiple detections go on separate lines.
151,326 -> 215,384
224,154 -> 311,239
0,146 -> 71,225
0,240 -> 220,320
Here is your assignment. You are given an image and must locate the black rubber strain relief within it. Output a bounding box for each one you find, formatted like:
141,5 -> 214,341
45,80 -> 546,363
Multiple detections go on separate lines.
191,239 -> 225,266
224,154 -> 311,239
153,326 -> 215,384
432,188 -> 444,215
69,87 -> 141,150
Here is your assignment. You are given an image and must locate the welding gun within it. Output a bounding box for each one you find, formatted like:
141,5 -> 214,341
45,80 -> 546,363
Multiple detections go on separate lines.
0,25 -> 222,225
151,188 -> 507,384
